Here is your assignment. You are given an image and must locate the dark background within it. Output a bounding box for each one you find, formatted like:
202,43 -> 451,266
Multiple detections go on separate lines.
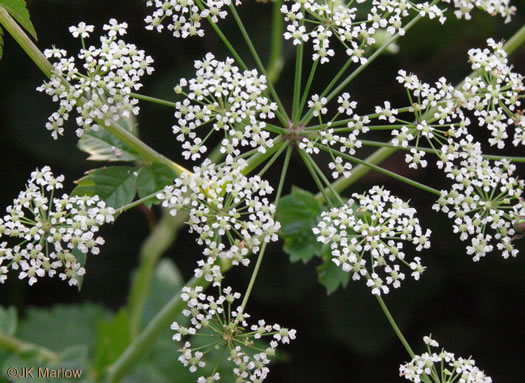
1,1 -> 525,381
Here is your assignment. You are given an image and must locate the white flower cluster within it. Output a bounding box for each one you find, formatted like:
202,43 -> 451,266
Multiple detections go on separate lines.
157,159 -> 280,282
313,186 -> 430,295
299,92 -> 367,180
172,285 -> 296,382
391,70 -> 468,169
442,0 -> 515,22
172,53 -> 277,161
378,38 -> 523,169
281,0 -> 446,64
433,150 -> 525,261
400,335 -> 493,383
0,167 -> 115,286
461,38 -> 524,148
37,20 -> 154,139
145,0 -> 238,38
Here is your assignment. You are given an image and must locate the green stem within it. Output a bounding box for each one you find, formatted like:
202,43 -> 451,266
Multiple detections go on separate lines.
127,211 -> 188,338
243,136 -> 284,175
266,0 -> 284,84
130,92 -> 177,108
106,273 -> 218,382
0,332 -> 60,364
0,9 -> 189,176
316,144 -> 440,200
240,145 -> 292,312
297,59 -> 319,119
292,41 -> 304,121
204,13 -> 248,70
503,25 -> 525,55
360,139 -> 525,162
229,4 -> 290,123
0,8 -> 53,78
375,295 -> 415,359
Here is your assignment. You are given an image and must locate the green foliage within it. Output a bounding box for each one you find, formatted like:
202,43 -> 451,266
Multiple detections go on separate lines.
77,118 -> 139,162
94,309 -> 130,373
276,186 -> 323,263
317,245 -> 350,295
0,0 -> 37,60
72,166 -> 138,209
136,164 -> 177,207
0,306 -> 17,335
16,304 -> 111,354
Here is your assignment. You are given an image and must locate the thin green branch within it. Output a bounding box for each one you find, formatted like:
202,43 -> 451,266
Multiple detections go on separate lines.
266,0 -> 284,84
130,92 -> 177,108
376,295 -> 415,358
106,274 -> 213,382
240,145 -> 292,312
0,332 -> 60,364
229,4 -> 290,123
127,210 -> 188,338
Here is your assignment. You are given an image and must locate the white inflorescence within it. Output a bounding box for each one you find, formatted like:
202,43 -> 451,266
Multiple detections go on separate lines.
171,285 -> 296,382
400,335 -> 493,383
313,186 -> 430,295
172,53 -> 278,162
280,0 -> 514,64
37,19 -> 154,139
433,149 -> 525,261
145,0 -> 239,38
157,159 -> 280,283
0,167 -> 115,286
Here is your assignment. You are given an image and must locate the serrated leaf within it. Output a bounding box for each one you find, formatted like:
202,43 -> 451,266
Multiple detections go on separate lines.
16,304 -> 110,354
317,246 -> 350,295
94,309 -> 130,373
0,306 -> 17,335
77,117 -> 138,162
72,166 -> 138,209
136,164 -> 177,207
0,0 -> 37,39
276,186 -> 322,263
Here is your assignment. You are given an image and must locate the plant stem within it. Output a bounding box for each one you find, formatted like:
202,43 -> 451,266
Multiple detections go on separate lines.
130,92 -> 177,108
375,295 -> 415,358
240,145 -> 292,312
0,8 -> 53,77
0,9 -> 189,176
0,332 -> 60,364
105,273 -> 215,382
127,211 -> 188,338
292,42 -> 304,121
229,4 -> 290,124
266,0 -> 284,84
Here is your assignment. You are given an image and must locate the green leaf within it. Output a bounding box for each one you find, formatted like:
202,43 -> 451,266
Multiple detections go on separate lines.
0,306 -> 17,335
276,186 -> 322,263
16,304 -> 110,354
317,245 -> 350,295
0,0 -> 37,39
136,164 -> 177,207
72,166 -> 138,209
77,117 -> 138,162
94,309 -> 130,373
